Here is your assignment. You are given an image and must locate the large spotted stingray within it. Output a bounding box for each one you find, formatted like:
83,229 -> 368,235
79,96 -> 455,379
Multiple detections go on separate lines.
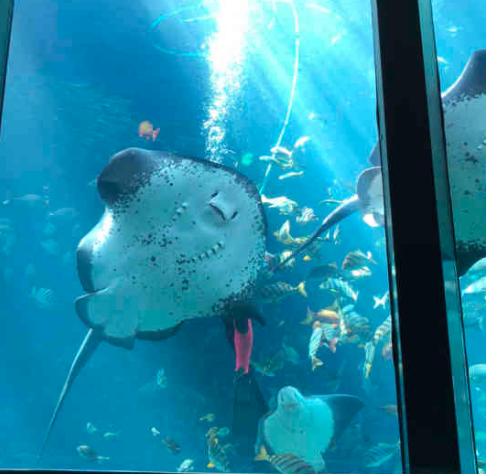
39,147 -> 267,458
278,50 -> 486,276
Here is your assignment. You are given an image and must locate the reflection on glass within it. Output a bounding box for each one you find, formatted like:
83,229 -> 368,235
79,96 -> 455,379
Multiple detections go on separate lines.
0,0 -> 401,472
431,0 -> 486,469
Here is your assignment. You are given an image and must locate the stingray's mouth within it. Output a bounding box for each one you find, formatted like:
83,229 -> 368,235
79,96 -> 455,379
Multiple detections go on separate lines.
210,203 -> 227,221
209,200 -> 239,222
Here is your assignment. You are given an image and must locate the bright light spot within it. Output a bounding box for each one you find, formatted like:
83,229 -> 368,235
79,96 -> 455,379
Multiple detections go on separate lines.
203,0 -> 250,163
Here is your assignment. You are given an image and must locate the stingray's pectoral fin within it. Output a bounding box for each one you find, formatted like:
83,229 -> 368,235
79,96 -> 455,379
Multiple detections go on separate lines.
37,329 -> 102,464
231,302 -> 265,327
75,288 -> 137,349
322,394 -> 364,445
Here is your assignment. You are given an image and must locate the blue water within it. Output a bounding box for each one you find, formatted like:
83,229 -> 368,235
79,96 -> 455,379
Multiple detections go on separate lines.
0,0 -> 482,471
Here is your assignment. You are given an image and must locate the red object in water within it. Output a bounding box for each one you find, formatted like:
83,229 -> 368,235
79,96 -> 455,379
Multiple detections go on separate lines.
234,319 -> 253,374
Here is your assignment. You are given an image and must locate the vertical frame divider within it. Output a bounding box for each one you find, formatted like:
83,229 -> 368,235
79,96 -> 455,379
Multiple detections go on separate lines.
370,0 -> 476,472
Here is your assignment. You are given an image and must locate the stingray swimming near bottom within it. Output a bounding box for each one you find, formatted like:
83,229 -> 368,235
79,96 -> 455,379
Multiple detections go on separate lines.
278,50 -> 486,277
38,147 -> 268,460
256,386 -> 364,472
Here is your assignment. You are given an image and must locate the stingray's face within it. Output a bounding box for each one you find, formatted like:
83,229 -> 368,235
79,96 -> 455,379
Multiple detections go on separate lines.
76,149 -> 266,347
277,386 -> 304,413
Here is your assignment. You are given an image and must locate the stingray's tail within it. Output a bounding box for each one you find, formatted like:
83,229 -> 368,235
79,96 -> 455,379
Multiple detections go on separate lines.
37,329 -> 101,464
275,195 -> 361,271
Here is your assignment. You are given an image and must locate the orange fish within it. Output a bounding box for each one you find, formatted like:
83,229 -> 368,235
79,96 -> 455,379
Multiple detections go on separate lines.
138,121 -> 160,141
301,306 -> 340,325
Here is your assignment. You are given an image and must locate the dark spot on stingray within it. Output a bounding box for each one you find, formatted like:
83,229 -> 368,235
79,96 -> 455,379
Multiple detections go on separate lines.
211,191 -> 219,198
464,190 -> 471,195
231,211 -> 238,220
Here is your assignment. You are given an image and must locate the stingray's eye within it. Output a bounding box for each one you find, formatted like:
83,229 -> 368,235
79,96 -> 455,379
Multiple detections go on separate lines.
211,191 -> 219,198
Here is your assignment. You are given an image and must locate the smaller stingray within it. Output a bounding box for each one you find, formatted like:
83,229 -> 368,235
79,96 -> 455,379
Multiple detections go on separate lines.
277,50 -> 486,277
256,386 -> 364,472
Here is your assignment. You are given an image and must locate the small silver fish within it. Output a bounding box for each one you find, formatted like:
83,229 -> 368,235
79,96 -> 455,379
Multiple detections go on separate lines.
270,145 -> 293,158
86,422 -> 97,434
363,341 -> 376,379
296,207 -> 318,226
177,459 -> 195,472
345,266 -> 372,279
278,171 -> 304,180
262,195 -> 299,215
332,224 -> 340,244
76,445 -> 110,463
293,136 -> 311,149
30,287 -> 58,309
373,291 -> 389,309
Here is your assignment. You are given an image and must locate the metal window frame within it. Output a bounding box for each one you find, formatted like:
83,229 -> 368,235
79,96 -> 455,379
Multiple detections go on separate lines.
0,0 -> 12,138
0,0 -> 477,472
371,0 -> 476,473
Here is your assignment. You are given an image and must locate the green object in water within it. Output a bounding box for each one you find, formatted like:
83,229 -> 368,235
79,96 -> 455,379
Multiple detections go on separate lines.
240,152 -> 254,166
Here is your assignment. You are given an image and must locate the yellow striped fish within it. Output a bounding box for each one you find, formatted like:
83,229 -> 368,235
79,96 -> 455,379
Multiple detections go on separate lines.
308,322 -> 324,371
256,281 -> 307,304
255,445 -> 316,474
373,315 -> 391,345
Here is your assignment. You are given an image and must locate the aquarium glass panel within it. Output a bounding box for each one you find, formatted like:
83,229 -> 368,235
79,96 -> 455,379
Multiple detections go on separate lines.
0,0 -> 402,471
430,0 -> 486,468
